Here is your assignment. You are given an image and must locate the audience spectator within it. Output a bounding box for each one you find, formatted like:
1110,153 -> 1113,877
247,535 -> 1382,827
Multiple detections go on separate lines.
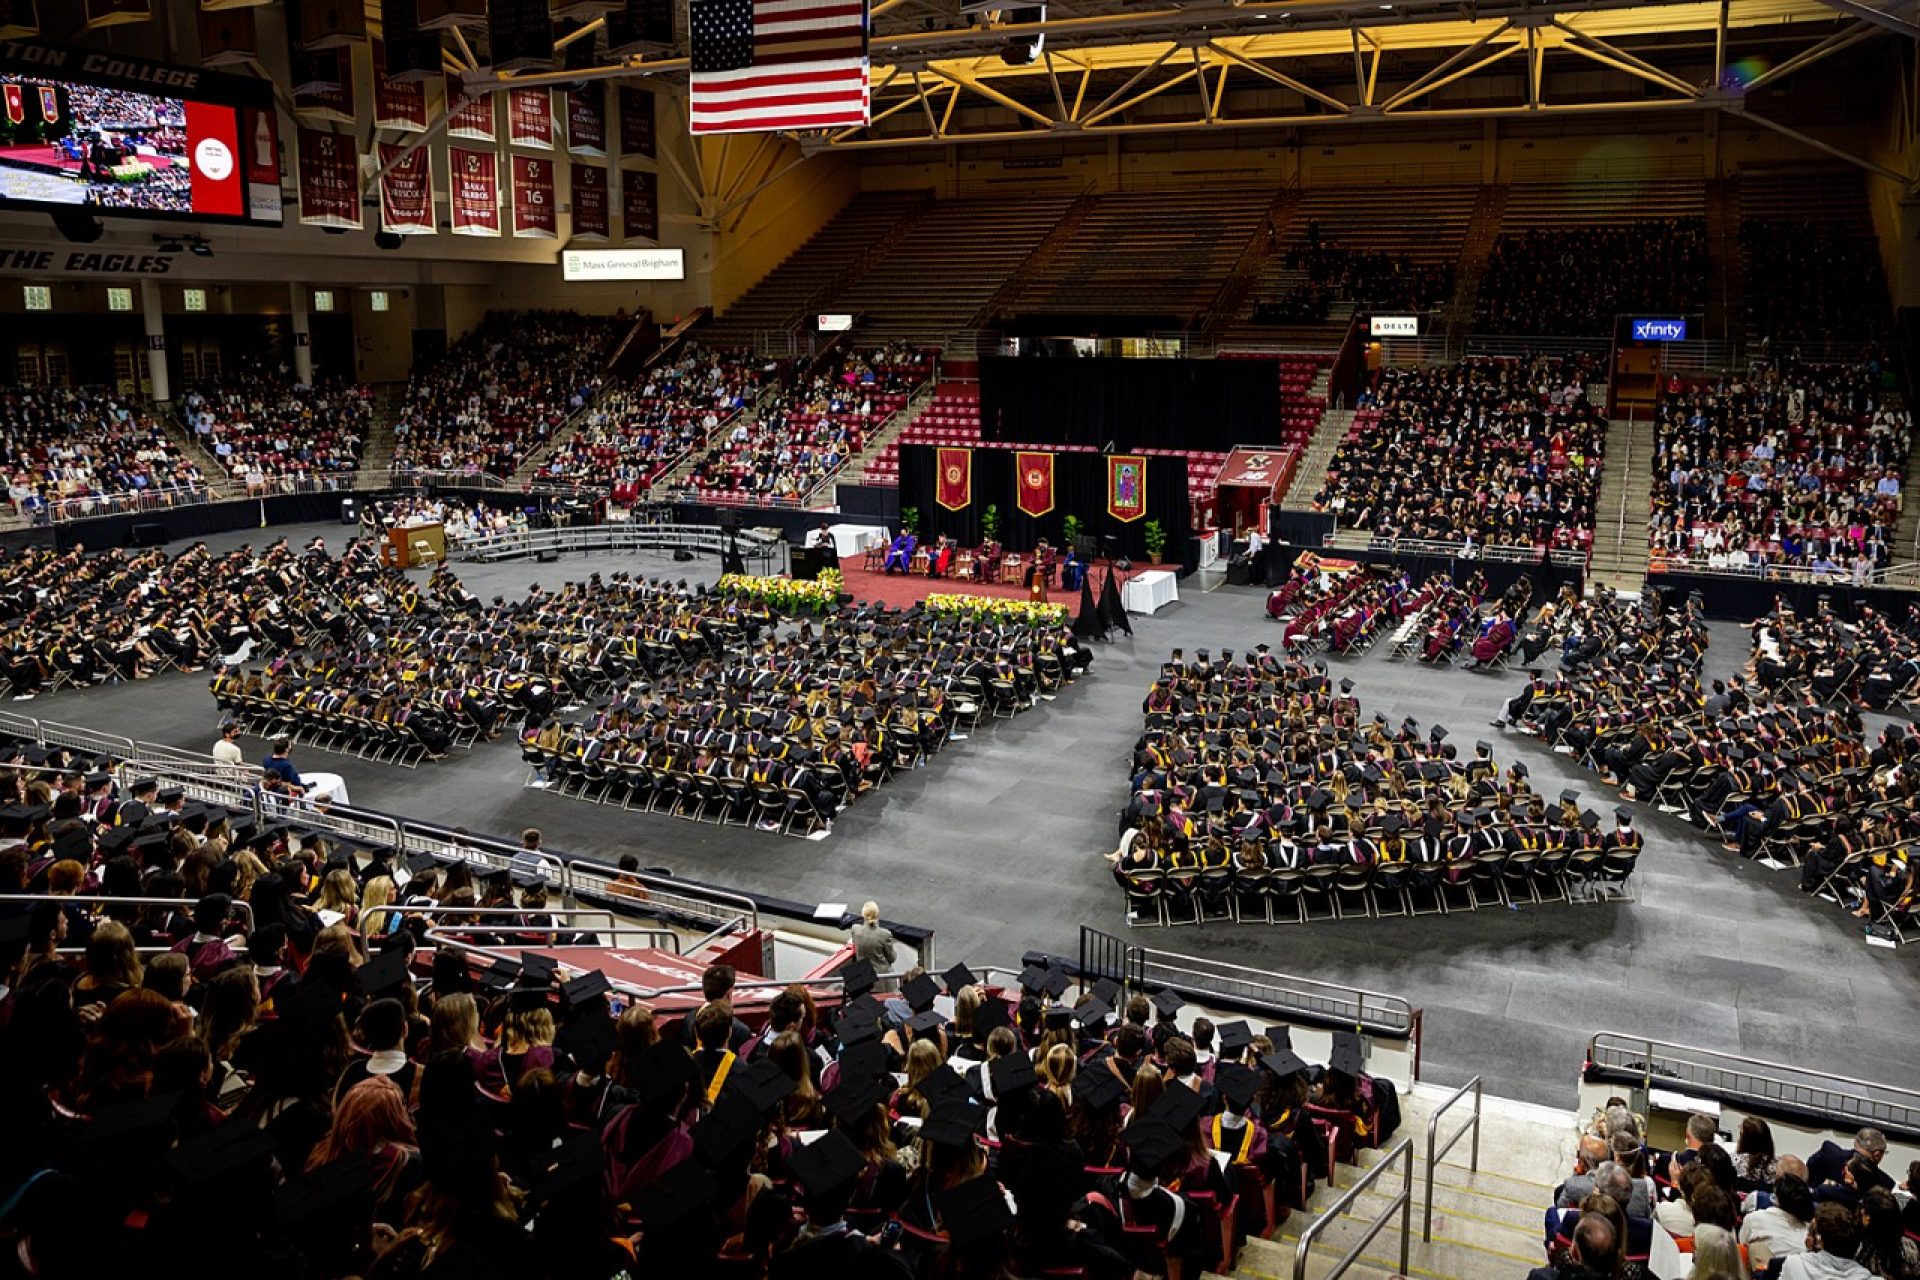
1743,221 -> 1890,345
1476,221 -> 1707,335
2,384 -> 205,520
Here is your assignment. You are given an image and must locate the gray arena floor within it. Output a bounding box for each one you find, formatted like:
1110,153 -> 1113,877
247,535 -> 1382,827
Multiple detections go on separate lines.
23,519 -> 1920,1107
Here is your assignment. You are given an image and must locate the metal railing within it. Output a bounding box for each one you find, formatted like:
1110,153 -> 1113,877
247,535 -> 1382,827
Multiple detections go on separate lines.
1422,1075 -> 1482,1241
1293,1137 -> 1413,1280
1129,940 -> 1417,1038
383,905 -> 685,954
454,521 -> 787,575
0,893 -> 253,930
35,483 -> 211,524
1587,1032 -> 1920,1136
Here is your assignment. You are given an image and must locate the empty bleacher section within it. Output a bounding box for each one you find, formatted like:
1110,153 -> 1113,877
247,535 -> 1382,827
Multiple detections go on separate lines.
1738,168 -> 1891,345
831,195 -> 1077,344
1474,179 -> 1709,336
990,188 -> 1281,329
701,190 -> 928,346
1219,183 -> 1479,349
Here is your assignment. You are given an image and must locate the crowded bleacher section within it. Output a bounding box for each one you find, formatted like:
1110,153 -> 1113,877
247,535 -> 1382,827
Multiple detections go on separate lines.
1314,354 -> 1605,551
1474,221 -> 1708,336
1649,359 -> 1912,575
183,376 -> 370,491
2,385 -> 206,521
392,311 -> 622,481
1253,246 -> 1454,324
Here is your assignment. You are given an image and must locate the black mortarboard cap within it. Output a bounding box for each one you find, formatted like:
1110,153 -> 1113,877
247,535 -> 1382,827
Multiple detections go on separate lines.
1264,1024 -> 1292,1050
1217,1020 -> 1253,1053
1123,1120 -> 1185,1173
834,1003 -> 880,1046
274,1153 -> 371,1230
788,1130 -> 865,1199
837,1039 -> 888,1082
974,998 -> 1012,1035
989,1052 -> 1037,1098
1073,996 -> 1111,1027
732,1058 -> 801,1116
1043,1005 -> 1072,1031
939,1175 -> 1014,1248
1329,1031 -> 1365,1076
634,1042 -> 700,1107
903,973 -> 939,1012
356,949 -> 411,998
509,985 -> 554,1013
1017,964 -> 1050,996
1339,678 -> 1355,694
562,970 -> 612,1009
1263,1047 -> 1309,1078
921,1099 -> 985,1148
634,1155 -> 717,1227
694,1094 -> 766,1164
941,963 -> 978,993
824,1072 -> 888,1122
1146,1081 -> 1205,1132
169,1119 -> 277,1191
519,952 -> 560,983
1150,989 -> 1183,1018
1217,1062 -> 1260,1110
1430,724 -> 1448,741
919,1063 -> 974,1108
554,1012 -> 617,1075
1560,789 -> 1579,806
1580,809 -> 1600,830
1090,977 -> 1122,1007
530,1131 -> 606,1205
907,1009 -> 946,1035
1074,1067 -> 1126,1112
840,958 -> 876,997
1615,806 -> 1634,824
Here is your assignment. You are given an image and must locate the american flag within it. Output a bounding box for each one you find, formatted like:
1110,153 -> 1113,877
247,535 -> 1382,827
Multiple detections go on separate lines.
689,0 -> 870,135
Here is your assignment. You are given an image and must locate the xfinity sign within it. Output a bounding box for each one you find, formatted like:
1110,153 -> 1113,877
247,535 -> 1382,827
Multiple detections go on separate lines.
1632,318 -> 1688,342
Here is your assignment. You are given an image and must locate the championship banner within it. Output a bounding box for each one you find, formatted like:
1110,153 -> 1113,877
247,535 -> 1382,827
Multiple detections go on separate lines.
295,127 -> 361,229
565,86 -> 607,156
199,6 -> 259,67
936,447 -> 972,512
1015,450 -> 1055,518
445,73 -> 496,140
1106,453 -> 1147,523
2,85 -> 20,126
510,154 -> 556,239
619,86 -> 654,158
374,45 -> 429,131
292,47 -> 354,122
448,146 -> 500,236
377,143 -> 435,235
568,163 -> 609,241
507,87 -> 553,149
83,0 -> 148,28
621,169 -> 657,243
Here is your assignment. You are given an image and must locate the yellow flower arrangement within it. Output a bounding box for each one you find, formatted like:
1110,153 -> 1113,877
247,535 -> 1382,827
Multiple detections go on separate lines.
717,572 -> 841,614
924,593 -> 1070,627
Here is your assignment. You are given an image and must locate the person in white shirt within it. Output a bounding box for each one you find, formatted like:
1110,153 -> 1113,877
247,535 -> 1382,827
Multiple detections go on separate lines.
1740,1163 -> 1813,1272
211,721 -> 245,767
1778,1202 -> 1874,1280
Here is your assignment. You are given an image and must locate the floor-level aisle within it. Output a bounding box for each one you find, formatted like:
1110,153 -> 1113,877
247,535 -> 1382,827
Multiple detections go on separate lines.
17,522 -> 1920,1107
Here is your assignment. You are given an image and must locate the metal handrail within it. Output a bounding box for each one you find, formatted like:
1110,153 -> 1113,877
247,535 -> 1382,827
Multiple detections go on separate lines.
0,893 -> 253,929
1131,944 -> 1417,1038
1422,1075 -> 1482,1241
1587,1031 -> 1920,1136
1293,1137 -> 1413,1280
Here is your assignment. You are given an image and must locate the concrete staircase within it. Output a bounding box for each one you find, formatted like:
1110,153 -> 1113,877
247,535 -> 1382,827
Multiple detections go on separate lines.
161,409 -> 241,501
1586,414 -> 1655,592
847,381 -> 935,485
1201,187 -> 1304,341
653,385 -> 776,496
352,383 -> 404,489
1280,408 -> 1355,509
1216,1081 -> 1573,1280
1443,184 -> 1509,339
975,192 -> 1100,325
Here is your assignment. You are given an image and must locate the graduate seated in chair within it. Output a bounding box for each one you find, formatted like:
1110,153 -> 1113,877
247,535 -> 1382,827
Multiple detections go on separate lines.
882,532 -> 918,574
1465,610 -> 1516,668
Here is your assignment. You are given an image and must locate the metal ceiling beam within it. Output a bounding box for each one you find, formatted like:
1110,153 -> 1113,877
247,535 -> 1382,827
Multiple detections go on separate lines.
1203,40 -> 1352,113
1735,106 -> 1915,184
1551,19 -> 1703,96
1377,19 -> 1512,112
1741,17 -> 1882,88
1813,0 -> 1920,38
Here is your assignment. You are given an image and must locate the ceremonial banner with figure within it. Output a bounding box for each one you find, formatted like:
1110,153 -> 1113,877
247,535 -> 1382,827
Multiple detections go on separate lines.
1107,453 -> 1146,523
936,447 -> 971,511
1015,450 -> 1054,518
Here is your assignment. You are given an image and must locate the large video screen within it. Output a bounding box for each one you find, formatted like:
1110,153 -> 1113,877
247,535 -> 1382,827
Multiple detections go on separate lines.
0,54 -> 282,227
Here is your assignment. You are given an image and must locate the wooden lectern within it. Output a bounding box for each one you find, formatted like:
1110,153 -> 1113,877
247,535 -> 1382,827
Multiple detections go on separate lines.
384,521 -> 445,568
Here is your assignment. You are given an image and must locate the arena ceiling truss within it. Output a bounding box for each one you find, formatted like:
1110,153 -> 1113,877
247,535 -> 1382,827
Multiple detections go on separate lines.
454,0 -> 1919,197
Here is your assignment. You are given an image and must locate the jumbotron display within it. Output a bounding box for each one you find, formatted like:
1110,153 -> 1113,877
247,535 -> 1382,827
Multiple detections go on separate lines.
0,44 -> 281,227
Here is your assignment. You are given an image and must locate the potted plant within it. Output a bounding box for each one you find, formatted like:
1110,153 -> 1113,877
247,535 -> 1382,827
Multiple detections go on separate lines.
1062,513 -> 1083,547
901,505 -> 920,537
1143,519 -> 1167,565
981,502 -> 1001,543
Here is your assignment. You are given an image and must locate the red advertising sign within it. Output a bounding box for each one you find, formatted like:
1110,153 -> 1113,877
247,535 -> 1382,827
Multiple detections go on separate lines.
568,162 -> 609,242
243,106 -> 281,224
621,168 -> 658,243
378,142 -> 435,235
296,126 -> 361,229
506,86 -> 552,149
445,73 -> 495,140
448,146 -> 500,236
184,99 -> 244,218
511,153 -> 556,239
565,85 -> 606,156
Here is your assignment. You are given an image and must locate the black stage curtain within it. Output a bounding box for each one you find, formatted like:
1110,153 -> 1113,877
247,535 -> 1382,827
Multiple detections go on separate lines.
1647,571 -> 1920,623
898,445 -> 1190,562
978,357 -> 1280,453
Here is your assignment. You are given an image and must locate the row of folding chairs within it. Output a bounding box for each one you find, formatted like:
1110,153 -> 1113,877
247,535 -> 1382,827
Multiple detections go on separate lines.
215,691 -> 438,769
1120,849 -> 1638,927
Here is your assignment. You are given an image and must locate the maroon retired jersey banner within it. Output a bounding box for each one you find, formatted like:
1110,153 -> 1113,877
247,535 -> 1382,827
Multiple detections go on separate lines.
565,85 -> 607,156
378,143 -> 435,235
374,46 -> 428,131
448,146 -> 500,236
618,86 -> 654,158
511,154 -> 557,238
1015,451 -> 1055,518
445,74 -> 495,140
292,47 -> 354,123
507,87 -> 552,149
936,447 -> 972,511
568,163 -> 609,241
621,168 -> 658,243
295,127 -> 360,229
1106,454 -> 1147,523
